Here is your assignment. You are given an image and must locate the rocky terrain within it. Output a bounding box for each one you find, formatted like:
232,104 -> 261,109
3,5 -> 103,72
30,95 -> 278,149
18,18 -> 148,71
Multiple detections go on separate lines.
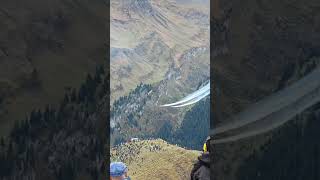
111,139 -> 201,180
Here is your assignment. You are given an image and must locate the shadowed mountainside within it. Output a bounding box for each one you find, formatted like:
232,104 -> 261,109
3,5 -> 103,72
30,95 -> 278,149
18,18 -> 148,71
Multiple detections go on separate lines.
0,0 -> 107,136
211,0 -> 320,179
0,64 -> 108,180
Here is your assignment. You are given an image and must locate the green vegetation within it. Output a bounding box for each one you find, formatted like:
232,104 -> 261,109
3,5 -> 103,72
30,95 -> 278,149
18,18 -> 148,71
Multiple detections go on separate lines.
111,82 -> 209,150
174,98 -> 210,150
157,98 -> 210,150
0,0 -> 107,136
237,104 -> 320,180
112,83 -> 152,111
111,83 -> 153,146
0,64 -> 107,180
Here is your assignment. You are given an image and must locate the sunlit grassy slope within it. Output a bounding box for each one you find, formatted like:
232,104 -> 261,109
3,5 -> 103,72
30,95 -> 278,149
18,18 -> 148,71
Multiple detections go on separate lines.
111,139 -> 201,180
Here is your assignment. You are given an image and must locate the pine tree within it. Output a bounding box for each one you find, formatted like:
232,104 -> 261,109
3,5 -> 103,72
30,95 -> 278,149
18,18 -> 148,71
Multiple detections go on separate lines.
0,137 -> 4,148
94,67 -> 102,84
70,88 -> 77,102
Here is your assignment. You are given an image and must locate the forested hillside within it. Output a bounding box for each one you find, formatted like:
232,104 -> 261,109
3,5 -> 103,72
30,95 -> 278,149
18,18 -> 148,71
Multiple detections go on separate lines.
212,0 -> 320,179
234,57 -> 320,180
0,0 -> 107,136
237,103 -> 320,180
158,97 -> 210,150
110,82 -> 210,150
0,65 -> 108,180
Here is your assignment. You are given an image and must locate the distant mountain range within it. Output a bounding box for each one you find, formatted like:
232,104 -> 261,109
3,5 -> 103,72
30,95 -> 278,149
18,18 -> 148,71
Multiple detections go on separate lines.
110,0 -> 209,102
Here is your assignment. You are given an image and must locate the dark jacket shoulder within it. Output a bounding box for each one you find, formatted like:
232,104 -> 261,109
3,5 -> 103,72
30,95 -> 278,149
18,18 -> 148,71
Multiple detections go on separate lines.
191,152 -> 210,180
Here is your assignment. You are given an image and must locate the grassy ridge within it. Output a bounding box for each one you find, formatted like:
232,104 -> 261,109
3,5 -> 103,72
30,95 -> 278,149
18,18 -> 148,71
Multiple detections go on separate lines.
111,139 -> 200,180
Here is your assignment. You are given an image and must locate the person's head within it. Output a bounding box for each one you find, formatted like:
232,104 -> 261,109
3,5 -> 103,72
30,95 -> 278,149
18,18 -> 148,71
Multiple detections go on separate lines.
110,162 -> 130,180
202,136 -> 211,153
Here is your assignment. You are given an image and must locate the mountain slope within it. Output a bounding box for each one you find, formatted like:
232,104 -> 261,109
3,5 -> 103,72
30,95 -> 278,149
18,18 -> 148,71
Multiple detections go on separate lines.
110,0 -> 210,148
0,65 -> 108,180
110,47 -> 209,146
0,0 -> 107,136
110,0 -> 209,102
237,104 -> 320,180
111,139 -> 200,180
212,0 -> 320,179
